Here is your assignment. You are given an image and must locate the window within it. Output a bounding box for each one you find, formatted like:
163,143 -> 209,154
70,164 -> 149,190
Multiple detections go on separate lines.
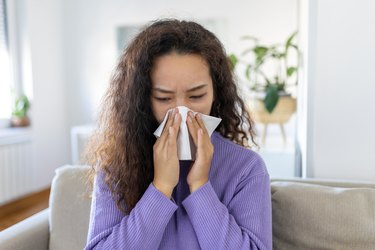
0,0 -> 12,119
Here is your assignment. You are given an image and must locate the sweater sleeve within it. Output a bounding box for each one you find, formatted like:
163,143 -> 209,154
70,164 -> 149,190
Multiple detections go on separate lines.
84,171 -> 178,250
181,163 -> 272,249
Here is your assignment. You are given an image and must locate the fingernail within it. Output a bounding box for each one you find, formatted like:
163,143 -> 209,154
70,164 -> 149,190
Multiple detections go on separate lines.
174,113 -> 179,122
188,116 -> 192,123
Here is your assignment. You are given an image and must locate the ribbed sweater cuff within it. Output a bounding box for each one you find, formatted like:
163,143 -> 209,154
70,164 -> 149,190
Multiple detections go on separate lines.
182,180 -> 223,219
139,183 -> 178,218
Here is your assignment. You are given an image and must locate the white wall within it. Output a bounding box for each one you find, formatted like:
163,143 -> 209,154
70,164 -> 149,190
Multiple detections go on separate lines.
61,0 -> 298,130
298,0 -> 375,181
26,0 -> 69,190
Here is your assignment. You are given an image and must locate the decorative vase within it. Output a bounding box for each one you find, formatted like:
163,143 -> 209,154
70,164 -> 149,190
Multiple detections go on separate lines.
248,96 -> 296,145
11,116 -> 30,127
250,96 -> 296,124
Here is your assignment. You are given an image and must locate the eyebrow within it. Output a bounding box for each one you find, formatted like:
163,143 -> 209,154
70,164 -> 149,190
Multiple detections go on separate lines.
153,84 -> 208,94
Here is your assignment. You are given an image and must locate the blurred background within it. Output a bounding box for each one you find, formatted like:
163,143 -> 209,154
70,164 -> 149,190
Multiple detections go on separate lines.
0,0 -> 375,228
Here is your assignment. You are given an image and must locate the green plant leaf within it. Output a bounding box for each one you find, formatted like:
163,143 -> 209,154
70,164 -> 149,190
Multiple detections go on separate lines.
287,66 -> 297,77
290,44 -> 299,50
285,31 -> 298,50
254,46 -> 268,57
228,54 -> 238,70
245,65 -> 252,80
264,85 -> 279,113
253,46 -> 270,67
12,94 -> 30,118
234,31 -> 300,95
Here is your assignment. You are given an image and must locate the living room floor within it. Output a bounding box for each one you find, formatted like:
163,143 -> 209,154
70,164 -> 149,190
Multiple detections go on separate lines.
0,188 -> 50,231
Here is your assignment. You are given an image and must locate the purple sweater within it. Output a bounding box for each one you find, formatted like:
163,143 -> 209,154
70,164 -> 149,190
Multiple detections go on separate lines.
85,132 -> 272,249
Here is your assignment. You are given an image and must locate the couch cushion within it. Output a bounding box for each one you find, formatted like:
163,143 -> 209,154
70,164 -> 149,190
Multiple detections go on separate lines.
49,165 -> 92,250
271,180 -> 375,250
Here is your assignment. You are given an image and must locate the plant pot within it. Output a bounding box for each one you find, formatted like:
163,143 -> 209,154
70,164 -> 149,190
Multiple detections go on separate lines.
11,116 -> 30,127
248,96 -> 296,145
249,96 -> 296,124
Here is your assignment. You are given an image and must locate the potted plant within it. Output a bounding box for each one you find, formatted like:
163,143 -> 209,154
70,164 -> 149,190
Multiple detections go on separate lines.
11,94 -> 31,127
229,32 -> 299,144
229,31 -> 299,115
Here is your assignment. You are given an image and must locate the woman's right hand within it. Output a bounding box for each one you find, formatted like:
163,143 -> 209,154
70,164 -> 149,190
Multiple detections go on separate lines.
152,108 -> 181,198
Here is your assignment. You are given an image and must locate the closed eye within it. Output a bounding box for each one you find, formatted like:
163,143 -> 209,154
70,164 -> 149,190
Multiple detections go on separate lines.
154,97 -> 171,102
190,93 -> 206,100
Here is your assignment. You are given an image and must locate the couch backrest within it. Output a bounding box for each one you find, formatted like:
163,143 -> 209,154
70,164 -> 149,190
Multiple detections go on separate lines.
48,166 -> 375,250
49,165 -> 92,250
271,178 -> 375,250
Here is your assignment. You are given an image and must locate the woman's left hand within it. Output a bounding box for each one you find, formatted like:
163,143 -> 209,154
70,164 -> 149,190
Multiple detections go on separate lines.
186,111 -> 214,193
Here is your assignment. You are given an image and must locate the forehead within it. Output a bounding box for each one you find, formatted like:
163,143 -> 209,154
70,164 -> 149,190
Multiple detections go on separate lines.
151,52 -> 212,90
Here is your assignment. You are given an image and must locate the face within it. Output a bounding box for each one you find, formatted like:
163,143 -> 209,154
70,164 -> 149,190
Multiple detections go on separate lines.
150,52 -> 214,123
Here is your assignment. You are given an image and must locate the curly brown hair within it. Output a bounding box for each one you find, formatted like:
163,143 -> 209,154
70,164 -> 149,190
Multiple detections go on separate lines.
83,19 -> 258,215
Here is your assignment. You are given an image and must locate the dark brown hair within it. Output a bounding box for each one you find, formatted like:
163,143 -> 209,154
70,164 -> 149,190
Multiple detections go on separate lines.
84,19 -> 257,215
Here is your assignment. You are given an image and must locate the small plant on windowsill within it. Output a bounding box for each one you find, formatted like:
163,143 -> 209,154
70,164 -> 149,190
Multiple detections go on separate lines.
11,94 -> 30,127
229,31 -> 299,114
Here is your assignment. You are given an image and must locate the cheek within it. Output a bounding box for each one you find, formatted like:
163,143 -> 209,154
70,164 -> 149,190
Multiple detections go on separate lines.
151,100 -> 169,123
202,92 -> 215,115
191,94 -> 214,115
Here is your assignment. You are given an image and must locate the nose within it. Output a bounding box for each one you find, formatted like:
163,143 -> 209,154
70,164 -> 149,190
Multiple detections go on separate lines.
175,98 -> 188,108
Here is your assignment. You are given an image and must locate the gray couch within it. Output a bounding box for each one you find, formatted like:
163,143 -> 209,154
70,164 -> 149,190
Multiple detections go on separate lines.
0,165 -> 374,250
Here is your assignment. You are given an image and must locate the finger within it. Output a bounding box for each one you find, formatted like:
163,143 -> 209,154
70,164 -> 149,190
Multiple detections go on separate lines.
197,128 -> 204,152
166,108 -> 177,128
156,110 -> 171,146
186,111 -> 199,145
165,112 -> 181,157
167,126 -> 178,155
159,108 -> 177,144
157,122 -> 177,158
172,112 -> 182,134
195,113 -> 209,135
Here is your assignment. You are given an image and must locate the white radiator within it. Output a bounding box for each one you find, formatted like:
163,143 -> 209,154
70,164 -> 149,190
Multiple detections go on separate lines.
0,129 -> 33,205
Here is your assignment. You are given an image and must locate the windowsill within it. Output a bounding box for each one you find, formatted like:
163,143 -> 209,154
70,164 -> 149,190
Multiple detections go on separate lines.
0,127 -> 33,145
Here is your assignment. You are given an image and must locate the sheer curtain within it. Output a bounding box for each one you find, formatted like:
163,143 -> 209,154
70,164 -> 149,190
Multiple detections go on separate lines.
0,0 -> 12,119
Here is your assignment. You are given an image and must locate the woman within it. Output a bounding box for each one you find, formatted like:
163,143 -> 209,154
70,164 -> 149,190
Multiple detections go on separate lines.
84,19 -> 272,249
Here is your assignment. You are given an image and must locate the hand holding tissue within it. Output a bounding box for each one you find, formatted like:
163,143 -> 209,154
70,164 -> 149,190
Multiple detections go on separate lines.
153,106 -> 221,160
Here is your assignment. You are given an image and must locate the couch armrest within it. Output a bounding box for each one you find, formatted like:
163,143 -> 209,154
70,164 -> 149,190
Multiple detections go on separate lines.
0,209 -> 49,250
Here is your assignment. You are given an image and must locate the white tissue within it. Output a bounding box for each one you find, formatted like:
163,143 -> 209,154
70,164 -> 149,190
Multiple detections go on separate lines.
153,106 -> 221,160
